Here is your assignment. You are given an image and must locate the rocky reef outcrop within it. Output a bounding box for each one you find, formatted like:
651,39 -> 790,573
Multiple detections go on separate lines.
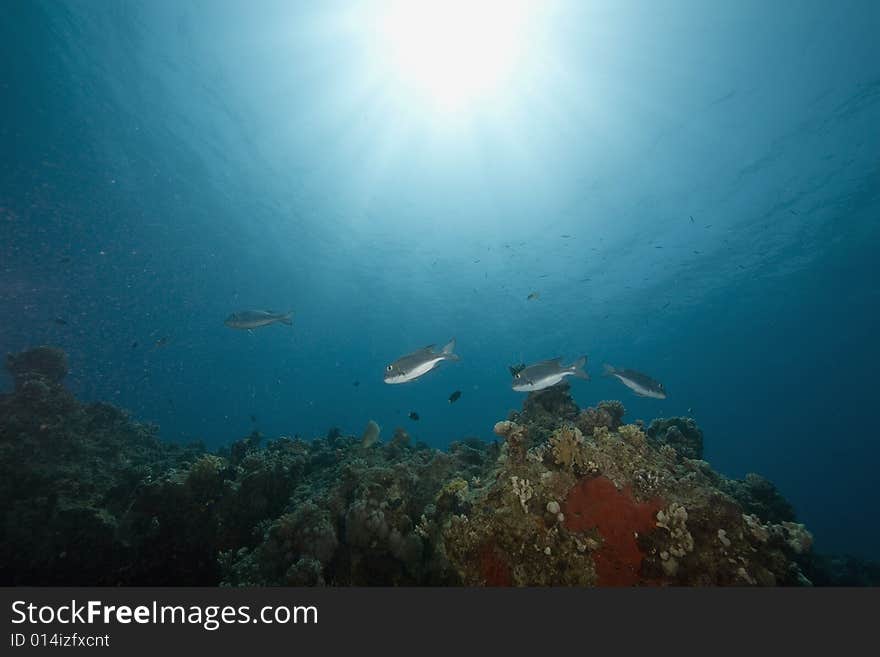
1,347 -> 874,586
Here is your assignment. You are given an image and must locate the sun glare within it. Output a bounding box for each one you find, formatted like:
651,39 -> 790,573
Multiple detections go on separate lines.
374,0 -> 539,113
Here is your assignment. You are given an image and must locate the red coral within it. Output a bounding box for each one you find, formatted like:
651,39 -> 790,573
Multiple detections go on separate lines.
478,542 -> 512,586
564,476 -> 664,586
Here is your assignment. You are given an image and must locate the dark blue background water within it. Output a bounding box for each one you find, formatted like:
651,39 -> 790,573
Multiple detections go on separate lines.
1,1 -> 878,559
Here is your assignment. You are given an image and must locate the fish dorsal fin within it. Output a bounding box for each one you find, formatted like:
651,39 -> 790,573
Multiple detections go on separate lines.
418,344 -> 436,354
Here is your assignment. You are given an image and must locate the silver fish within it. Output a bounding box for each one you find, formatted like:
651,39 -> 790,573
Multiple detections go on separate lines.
224,310 -> 293,330
603,364 -> 667,399
384,338 -> 460,384
511,356 -> 589,392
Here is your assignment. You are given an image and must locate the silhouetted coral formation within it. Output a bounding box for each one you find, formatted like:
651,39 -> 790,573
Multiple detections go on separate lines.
646,416 -> 704,460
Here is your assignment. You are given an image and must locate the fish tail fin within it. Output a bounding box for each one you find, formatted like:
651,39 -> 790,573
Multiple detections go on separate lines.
442,338 -> 460,361
602,363 -> 616,377
280,311 -> 294,326
571,356 -> 589,380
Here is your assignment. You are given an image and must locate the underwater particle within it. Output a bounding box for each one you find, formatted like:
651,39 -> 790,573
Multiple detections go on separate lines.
384,338 -> 460,384
448,390 -> 461,403
602,364 -> 666,399
408,411 -> 420,421
353,380 -> 360,387
511,357 -> 589,392
250,414 -> 257,423
224,309 -> 293,330
360,419 -> 381,447
527,291 -> 540,300
130,341 -> 139,349
154,336 -> 169,347
546,500 -> 561,515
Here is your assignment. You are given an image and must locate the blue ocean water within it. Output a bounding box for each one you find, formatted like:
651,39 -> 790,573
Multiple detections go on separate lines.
1,0 -> 878,562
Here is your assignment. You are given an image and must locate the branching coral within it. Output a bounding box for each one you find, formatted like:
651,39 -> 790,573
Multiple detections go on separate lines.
510,476 -> 534,513
548,425 -> 585,469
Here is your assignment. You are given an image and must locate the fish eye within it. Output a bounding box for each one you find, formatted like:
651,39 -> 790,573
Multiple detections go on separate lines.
515,373 -> 521,379
386,365 -> 393,371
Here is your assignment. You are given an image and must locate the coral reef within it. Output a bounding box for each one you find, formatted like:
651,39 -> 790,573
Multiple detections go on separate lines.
0,346 -> 871,586
720,472 -> 797,524
6,345 -> 69,388
575,400 -> 625,436
646,416 -> 704,460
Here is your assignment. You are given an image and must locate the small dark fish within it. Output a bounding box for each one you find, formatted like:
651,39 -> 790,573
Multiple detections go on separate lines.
353,380 -> 360,387
155,337 -> 169,347
508,363 -> 527,377
654,245 -> 663,249
473,259 -> 481,263
689,216 -> 695,223
579,277 -> 591,282
538,274 -> 550,278
662,301 -> 671,309
250,414 -> 257,423
693,250 -> 701,255
527,291 -> 539,301
130,341 -> 139,349
408,411 -> 420,421
59,256 -> 71,264
448,390 -> 461,404
53,317 -> 67,325
560,234 -> 572,238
